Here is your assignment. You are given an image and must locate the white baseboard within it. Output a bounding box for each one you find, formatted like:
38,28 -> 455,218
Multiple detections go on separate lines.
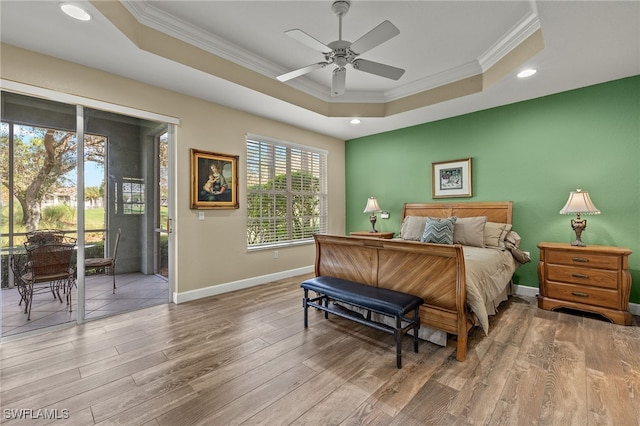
514,284 -> 640,317
513,284 -> 539,298
174,275 -> 640,318
173,265 -> 314,304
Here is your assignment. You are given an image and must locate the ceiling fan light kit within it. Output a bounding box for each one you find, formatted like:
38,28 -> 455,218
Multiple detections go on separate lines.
277,0 -> 405,97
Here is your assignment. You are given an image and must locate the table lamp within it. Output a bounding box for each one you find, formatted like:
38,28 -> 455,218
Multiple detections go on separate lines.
363,196 -> 381,232
559,188 -> 600,246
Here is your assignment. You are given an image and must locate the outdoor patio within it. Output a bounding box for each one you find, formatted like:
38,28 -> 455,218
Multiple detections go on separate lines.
1,273 -> 169,338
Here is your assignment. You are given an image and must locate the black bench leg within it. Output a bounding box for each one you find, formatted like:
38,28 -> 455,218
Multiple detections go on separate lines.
413,307 -> 420,353
303,289 -> 309,328
395,315 -> 402,369
323,296 -> 329,319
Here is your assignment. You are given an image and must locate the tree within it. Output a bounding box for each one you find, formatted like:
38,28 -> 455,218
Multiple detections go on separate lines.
85,185 -> 103,208
246,171 -> 322,245
0,125 -> 105,231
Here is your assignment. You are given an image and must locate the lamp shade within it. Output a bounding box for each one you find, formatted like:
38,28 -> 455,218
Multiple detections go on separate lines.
363,196 -> 381,213
559,189 -> 601,215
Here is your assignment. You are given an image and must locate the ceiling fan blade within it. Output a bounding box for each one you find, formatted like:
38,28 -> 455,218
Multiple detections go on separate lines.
285,29 -> 331,53
349,20 -> 400,55
352,59 -> 405,80
331,67 -> 346,97
277,62 -> 328,82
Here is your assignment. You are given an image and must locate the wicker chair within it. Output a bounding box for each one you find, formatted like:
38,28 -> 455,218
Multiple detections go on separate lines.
25,229 -> 65,246
85,229 -> 121,294
14,242 -> 76,320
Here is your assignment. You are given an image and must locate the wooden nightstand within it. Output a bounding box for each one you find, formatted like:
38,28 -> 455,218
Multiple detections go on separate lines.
537,242 -> 632,325
349,231 -> 395,239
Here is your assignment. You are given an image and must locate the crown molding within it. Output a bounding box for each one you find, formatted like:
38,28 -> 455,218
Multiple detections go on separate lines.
479,10 -> 542,71
114,1 -> 542,110
121,1 -> 283,78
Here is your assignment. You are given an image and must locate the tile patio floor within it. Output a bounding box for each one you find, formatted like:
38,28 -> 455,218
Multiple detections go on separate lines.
1,273 -> 169,338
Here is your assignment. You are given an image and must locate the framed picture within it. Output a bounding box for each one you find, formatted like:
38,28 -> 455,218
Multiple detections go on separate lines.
190,149 -> 239,209
432,158 -> 472,199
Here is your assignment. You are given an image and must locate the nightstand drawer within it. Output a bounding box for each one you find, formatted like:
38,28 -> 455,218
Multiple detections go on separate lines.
547,264 -> 618,289
546,281 -> 619,309
546,251 -> 618,270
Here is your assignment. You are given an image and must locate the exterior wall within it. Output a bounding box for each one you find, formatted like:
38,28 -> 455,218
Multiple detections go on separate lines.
1,44 -> 346,297
346,75 -> 640,303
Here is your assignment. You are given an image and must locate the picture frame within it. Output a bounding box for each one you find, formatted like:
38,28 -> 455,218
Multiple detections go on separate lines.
431,158 -> 472,199
190,149 -> 239,209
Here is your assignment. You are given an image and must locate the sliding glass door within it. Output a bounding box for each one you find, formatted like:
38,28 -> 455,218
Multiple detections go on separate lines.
1,90 -> 173,336
81,108 -> 170,320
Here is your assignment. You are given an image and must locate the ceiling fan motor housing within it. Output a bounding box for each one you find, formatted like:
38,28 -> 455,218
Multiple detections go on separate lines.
327,40 -> 354,67
332,1 -> 351,17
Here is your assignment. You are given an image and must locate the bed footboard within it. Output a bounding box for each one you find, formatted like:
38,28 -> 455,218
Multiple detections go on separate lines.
313,234 -> 471,361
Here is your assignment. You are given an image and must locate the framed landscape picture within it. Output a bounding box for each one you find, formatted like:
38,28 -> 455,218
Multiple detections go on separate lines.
432,158 -> 472,199
190,149 -> 239,209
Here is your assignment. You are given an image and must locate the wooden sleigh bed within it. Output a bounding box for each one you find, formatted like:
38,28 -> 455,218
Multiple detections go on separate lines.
313,201 -> 519,361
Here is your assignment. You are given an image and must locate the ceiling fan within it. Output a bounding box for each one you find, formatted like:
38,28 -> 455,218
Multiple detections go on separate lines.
276,0 -> 405,97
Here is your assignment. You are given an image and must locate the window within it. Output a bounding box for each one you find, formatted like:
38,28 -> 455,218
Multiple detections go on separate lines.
119,177 -> 145,215
246,134 -> 327,249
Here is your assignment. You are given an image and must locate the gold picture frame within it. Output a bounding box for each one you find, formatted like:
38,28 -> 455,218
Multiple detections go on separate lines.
432,158 -> 472,199
190,149 -> 239,209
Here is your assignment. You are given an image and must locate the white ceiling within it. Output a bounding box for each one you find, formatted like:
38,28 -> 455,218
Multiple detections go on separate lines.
1,1 -> 638,140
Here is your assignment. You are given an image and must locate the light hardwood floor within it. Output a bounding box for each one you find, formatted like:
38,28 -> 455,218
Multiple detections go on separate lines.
1,273 -> 639,425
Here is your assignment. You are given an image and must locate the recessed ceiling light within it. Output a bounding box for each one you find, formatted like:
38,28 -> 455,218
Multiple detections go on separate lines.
517,69 -> 537,78
60,3 -> 91,21
350,118 -> 361,125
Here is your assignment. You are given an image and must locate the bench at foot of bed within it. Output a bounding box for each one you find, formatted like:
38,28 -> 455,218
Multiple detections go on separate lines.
301,275 -> 424,368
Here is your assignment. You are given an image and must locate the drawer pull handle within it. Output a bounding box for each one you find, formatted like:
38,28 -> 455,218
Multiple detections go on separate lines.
571,291 -> 589,298
572,257 -> 590,263
572,273 -> 590,279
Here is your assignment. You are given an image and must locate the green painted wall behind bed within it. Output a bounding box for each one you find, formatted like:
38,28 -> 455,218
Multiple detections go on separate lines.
345,75 -> 640,303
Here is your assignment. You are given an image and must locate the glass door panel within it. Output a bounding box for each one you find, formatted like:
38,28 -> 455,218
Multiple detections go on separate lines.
156,132 -> 169,278
1,92 -> 77,336
82,108 -> 169,320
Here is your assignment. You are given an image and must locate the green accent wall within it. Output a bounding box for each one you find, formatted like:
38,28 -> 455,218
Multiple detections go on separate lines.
346,75 -> 640,303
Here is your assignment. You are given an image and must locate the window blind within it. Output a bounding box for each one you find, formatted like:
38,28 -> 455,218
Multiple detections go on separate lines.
246,135 -> 327,249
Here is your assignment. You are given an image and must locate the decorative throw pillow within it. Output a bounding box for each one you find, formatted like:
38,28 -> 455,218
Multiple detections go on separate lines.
400,216 -> 428,241
453,216 -> 487,247
504,230 -> 522,248
421,217 -> 456,244
484,222 -> 513,249
509,246 -> 531,264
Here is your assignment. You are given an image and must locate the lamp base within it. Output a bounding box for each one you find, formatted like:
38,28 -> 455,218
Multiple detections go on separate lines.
369,215 -> 378,233
570,218 -> 587,247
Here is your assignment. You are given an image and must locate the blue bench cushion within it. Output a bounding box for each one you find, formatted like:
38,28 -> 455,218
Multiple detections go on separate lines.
301,276 -> 424,317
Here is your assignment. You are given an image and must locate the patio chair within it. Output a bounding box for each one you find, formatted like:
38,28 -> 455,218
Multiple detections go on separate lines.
17,241 -> 76,320
25,229 -> 65,246
85,228 -> 121,294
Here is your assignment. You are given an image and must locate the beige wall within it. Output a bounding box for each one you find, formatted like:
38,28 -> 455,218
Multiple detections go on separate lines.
1,43 -> 346,298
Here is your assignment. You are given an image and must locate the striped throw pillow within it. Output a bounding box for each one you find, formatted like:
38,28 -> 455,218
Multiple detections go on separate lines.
421,217 -> 457,244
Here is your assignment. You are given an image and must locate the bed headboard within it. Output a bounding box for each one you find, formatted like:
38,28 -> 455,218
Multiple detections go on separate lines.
401,201 -> 513,224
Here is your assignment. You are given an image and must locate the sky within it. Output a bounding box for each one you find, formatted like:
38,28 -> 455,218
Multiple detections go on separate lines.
85,162 -> 104,187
